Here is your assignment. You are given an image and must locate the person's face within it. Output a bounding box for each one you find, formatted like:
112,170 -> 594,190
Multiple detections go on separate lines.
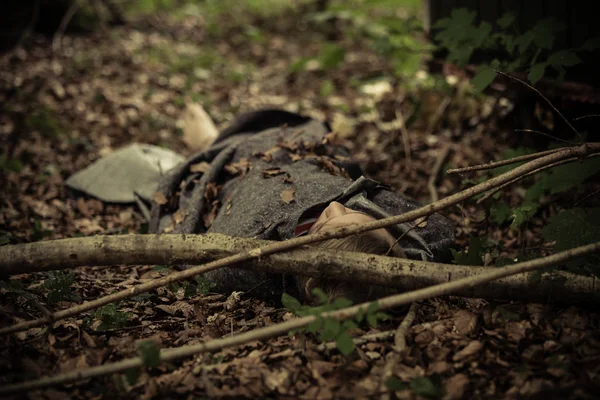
308,201 -> 396,245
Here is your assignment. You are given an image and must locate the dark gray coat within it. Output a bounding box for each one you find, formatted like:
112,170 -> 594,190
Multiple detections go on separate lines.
150,110 -> 454,300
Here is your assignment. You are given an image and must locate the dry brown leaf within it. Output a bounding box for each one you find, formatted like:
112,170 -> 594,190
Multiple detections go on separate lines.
280,188 -> 295,204
181,103 -> 219,152
452,340 -> 483,362
173,209 -> 186,225
453,310 -> 478,337
190,161 -> 211,173
262,167 -> 285,177
443,373 -> 469,400
155,301 -> 194,318
153,191 -> 168,205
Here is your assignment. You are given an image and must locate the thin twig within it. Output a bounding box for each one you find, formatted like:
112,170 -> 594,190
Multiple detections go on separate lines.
428,145 -> 451,203
396,108 -> 412,166
574,114 -> 600,121
476,153 -> 600,204
317,330 -> 396,351
573,188 -> 600,207
52,0 -> 81,51
426,96 -> 451,136
514,129 -> 578,145
1,242 -> 598,395
1,143 -> 599,336
494,70 -> 583,142
379,302 -> 420,399
447,148 -> 563,174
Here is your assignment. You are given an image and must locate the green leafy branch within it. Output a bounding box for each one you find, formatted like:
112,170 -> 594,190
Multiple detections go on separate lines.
282,289 -> 389,355
434,8 -> 600,90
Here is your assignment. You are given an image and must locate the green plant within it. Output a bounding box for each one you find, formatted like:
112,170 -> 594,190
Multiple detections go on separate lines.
282,289 -> 389,355
41,271 -> 80,304
434,9 -> 600,90
302,0 -> 430,78
93,303 -> 131,330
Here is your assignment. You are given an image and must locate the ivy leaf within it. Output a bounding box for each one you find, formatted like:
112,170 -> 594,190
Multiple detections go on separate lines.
497,13 -> 515,29
528,62 -> 547,84
472,67 -> 496,91
137,340 -> 161,368
548,50 -> 582,67
335,331 -> 355,356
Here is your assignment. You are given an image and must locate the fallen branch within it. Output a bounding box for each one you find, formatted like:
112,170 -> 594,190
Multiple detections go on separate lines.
1,232 -> 597,308
1,242 -> 598,395
1,142 -> 599,335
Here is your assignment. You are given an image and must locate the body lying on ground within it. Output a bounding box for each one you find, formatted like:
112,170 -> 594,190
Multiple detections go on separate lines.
148,109 -> 455,303
67,109 -> 455,304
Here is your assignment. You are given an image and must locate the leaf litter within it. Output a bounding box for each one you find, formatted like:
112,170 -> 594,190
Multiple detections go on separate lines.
0,3 -> 599,399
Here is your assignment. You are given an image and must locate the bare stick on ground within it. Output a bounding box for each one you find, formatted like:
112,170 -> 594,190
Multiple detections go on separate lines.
1,242 -> 598,395
379,302 -> 420,400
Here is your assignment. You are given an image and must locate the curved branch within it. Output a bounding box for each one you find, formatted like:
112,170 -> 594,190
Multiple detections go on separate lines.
1,242 -> 598,395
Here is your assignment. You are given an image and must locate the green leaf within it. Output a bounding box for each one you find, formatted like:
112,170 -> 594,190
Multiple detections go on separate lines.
452,236 -> 484,266
335,331 -> 355,356
311,287 -> 329,304
124,367 -> 141,386
195,276 -> 215,295
528,62 -> 547,84
548,50 -> 582,67
319,44 -> 345,69
410,376 -> 445,398
281,293 -> 303,312
497,13 -> 515,29
320,80 -> 335,97
472,67 -> 496,92
137,340 -> 161,368
183,282 -> 197,298
152,265 -> 170,273
510,205 -> 534,231
0,234 -> 10,246
385,376 -> 407,391
332,297 -> 353,309
321,318 -> 341,341
490,203 -> 512,225
542,208 -> 600,273
582,37 -> 600,51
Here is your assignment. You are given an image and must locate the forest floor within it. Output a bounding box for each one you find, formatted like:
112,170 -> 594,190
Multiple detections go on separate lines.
0,2 -> 599,399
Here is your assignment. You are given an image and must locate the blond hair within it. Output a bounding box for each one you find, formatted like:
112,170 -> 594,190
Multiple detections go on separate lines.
299,231 -> 404,305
